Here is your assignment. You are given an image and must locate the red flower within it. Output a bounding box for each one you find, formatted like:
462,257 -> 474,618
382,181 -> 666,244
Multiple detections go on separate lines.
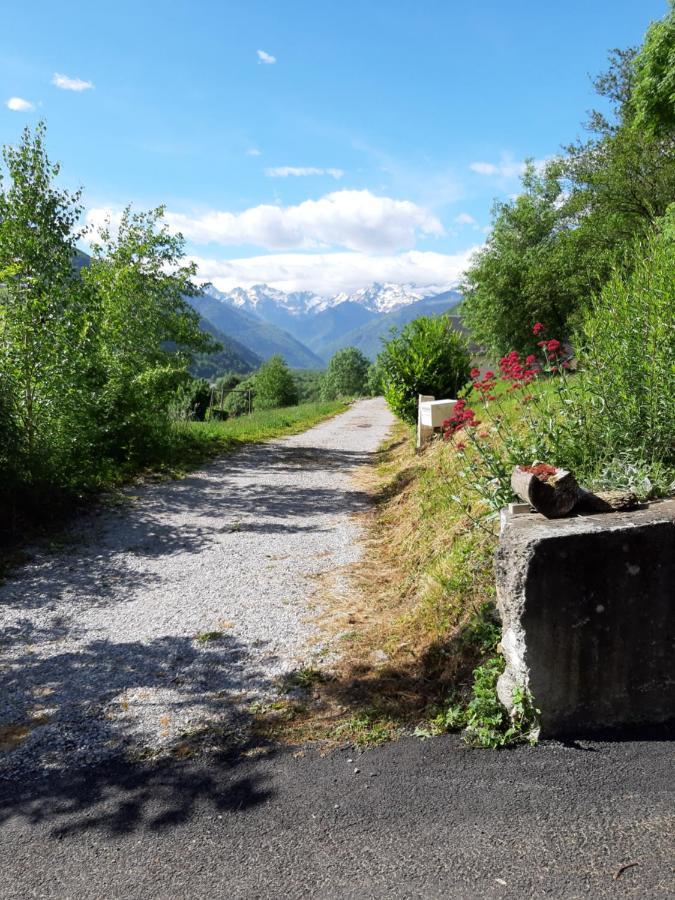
525,354 -> 536,366
533,322 -> 545,336
455,441 -> 466,451
470,367 -> 480,379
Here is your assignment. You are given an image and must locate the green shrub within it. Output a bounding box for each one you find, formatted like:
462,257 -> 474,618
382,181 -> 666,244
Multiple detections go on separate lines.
320,347 -> 370,399
223,377 -> 255,416
564,212 -> 675,481
378,315 -> 471,423
251,355 -> 298,410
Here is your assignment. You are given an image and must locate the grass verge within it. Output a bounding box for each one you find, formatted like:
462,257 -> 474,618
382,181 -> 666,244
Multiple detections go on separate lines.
251,422 -> 507,749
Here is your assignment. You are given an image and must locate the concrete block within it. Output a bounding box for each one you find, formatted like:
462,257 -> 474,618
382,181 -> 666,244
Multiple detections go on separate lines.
495,499 -> 675,737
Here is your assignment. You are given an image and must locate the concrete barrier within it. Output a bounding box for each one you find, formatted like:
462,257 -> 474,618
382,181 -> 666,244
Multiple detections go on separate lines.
495,499 -> 675,737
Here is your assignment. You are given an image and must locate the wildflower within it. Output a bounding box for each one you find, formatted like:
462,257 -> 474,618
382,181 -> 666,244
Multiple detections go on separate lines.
533,322 -> 545,335
525,354 -> 536,366
455,441 -> 466,451
470,367 -> 480,379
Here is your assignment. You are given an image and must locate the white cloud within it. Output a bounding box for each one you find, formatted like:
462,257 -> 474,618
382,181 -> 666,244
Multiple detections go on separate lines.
264,166 -> 344,179
470,154 -> 548,179
52,72 -> 94,91
85,191 -> 442,253
6,97 -> 35,111
246,148 -> 262,156
454,212 -> 477,226
189,247 -> 479,296
257,49 -> 276,65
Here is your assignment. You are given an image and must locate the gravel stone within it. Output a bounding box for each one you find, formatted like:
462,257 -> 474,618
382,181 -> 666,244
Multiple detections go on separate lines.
0,398 -> 394,777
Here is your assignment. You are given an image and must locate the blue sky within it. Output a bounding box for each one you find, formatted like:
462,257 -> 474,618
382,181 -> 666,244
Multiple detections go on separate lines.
1,0 -> 667,295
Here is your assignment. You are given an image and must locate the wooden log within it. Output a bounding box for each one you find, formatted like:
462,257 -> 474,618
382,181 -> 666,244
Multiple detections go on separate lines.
511,465 -> 579,519
576,488 -> 641,513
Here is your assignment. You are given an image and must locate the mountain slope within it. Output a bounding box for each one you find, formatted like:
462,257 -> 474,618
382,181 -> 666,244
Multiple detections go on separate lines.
190,318 -> 262,379
320,291 -> 464,360
190,292 -> 325,369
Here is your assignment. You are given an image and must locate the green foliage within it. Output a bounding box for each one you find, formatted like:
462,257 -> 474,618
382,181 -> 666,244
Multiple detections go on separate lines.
0,123 -> 224,528
545,213 -> 675,486
292,368 -> 324,404
320,346 -> 370,399
252,355 -> 299,410
630,4 -> 675,136
169,377 -> 211,422
377,315 -> 470,423
463,8 -> 675,357
0,122 -> 93,487
433,656 -> 539,749
222,377 -> 255,416
366,358 -> 386,396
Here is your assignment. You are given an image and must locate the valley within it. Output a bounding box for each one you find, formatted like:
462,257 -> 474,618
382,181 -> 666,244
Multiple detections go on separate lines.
189,281 -> 463,370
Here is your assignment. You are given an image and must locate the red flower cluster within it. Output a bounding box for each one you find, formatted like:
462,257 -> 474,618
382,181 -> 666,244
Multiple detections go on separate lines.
471,367 -> 497,401
532,322 -> 545,336
442,399 -> 480,440
521,463 -> 558,483
499,350 -> 537,385
538,338 -> 561,357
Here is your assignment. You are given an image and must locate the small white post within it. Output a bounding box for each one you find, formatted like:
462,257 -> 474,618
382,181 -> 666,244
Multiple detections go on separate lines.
416,394 -> 435,450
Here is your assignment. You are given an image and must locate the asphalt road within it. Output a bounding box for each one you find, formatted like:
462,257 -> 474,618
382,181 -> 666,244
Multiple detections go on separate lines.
2,733 -> 673,899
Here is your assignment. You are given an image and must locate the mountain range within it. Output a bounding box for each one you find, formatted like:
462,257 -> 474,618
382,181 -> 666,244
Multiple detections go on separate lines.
189,282 -> 463,371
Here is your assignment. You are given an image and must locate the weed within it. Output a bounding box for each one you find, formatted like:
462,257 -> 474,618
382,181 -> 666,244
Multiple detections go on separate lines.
279,666 -> 329,693
194,630 -> 225,643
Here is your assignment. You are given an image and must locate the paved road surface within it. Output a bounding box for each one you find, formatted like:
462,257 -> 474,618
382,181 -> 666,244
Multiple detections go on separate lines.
1,733 -> 673,898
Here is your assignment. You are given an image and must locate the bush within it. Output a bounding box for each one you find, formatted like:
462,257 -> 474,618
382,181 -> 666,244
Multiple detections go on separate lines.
378,315 -> 471,423
320,347 -> 370,399
251,355 -> 298,410
292,369 -> 324,403
222,377 -> 255,416
566,211 -> 675,478
366,358 -> 386,397
442,212 -> 675,518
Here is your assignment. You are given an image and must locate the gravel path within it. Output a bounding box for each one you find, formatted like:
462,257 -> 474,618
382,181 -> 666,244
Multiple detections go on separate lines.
0,398 -> 394,777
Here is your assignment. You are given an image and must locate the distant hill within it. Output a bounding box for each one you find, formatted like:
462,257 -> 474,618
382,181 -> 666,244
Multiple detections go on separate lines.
319,291 -> 464,360
190,318 -> 262,379
189,291 -> 325,369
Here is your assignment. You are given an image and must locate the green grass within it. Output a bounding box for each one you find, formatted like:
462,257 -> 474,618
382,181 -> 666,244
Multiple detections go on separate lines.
149,400 -> 349,476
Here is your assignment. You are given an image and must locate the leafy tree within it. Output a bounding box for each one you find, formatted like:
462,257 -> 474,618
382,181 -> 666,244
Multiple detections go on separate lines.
0,122 -> 92,483
366,357 -> 386,396
83,205 -> 213,459
320,347 -> 370,399
630,4 -> 675,136
377,315 -> 470,423
463,14 -> 675,356
251,355 -> 298,410
462,163 -> 602,355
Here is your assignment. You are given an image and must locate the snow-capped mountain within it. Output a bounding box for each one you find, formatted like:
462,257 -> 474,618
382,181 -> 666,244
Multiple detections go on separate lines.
204,281 -> 455,316
195,280 -> 463,366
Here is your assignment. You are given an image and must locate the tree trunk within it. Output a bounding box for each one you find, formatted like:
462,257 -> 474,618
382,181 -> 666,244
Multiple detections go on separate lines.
576,488 -> 641,513
511,466 -> 579,519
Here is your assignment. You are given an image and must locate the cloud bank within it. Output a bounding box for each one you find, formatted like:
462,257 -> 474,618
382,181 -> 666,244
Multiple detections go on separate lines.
265,166 -> 344,179
189,248 -> 478,296
85,190 -> 443,254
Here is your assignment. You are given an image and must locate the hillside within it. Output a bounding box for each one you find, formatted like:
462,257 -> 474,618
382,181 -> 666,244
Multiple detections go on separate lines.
190,318 -> 262,379
190,292 -> 325,369
319,290 -> 464,360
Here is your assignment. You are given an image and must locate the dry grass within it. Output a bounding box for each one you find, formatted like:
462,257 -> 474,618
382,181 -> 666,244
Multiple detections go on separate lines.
253,423 -> 501,749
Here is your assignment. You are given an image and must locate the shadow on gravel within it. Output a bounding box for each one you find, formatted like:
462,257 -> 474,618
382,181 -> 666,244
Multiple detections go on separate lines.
0,747 -> 275,837
0,445 -> 375,612
0,629 -> 277,787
